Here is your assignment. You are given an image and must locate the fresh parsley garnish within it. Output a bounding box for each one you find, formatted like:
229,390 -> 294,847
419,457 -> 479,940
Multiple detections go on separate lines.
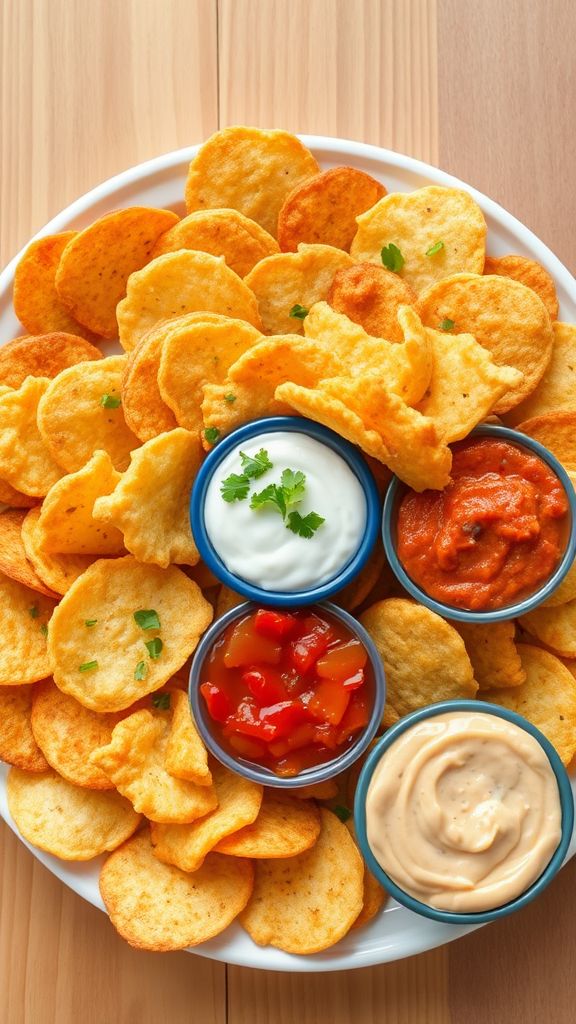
381,243 -> 404,273
426,240 -> 444,257
249,469 -> 324,539
280,468 -> 306,506
28,605 -> 39,619
204,427 -> 220,444
440,318 -> 455,332
100,393 -> 121,409
220,472 -> 250,503
332,804 -> 352,822
79,661 -> 98,672
289,304 -> 309,320
239,449 -> 273,479
250,483 -> 287,517
152,692 -> 171,710
286,510 -> 325,538
224,393 -> 236,404
40,623 -> 48,637
134,660 -> 148,680
85,619 -> 98,627
145,637 -> 163,659
134,609 -> 161,631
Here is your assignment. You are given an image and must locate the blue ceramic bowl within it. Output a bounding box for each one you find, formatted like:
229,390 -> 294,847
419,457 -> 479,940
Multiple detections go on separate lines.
382,424 -> 576,623
354,699 -> 574,925
189,600 -> 386,788
190,416 -> 381,608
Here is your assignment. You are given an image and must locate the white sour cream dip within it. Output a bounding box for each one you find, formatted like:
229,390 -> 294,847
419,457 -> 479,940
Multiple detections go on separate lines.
204,431 -> 367,592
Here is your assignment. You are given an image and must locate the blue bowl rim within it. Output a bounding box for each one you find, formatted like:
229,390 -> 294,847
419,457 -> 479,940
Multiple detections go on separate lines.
354,698 -> 575,924
382,423 -> 576,623
189,599 -> 386,789
190,415 -> 381,608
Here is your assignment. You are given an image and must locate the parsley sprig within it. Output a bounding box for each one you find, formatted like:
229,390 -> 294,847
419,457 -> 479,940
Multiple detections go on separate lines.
381,243 -> 404,273
220,448 -> 324,538
220,449 -> 273,503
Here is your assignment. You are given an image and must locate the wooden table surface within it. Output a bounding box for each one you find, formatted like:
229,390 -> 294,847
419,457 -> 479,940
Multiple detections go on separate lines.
1,1 -> 576,1021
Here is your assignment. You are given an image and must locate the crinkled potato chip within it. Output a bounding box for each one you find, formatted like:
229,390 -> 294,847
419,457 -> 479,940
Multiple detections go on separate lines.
100,829 -> 253,951
37,356 -> 139,472
0,685 -> 49,771
484,254 -> 559,321
116,250 -> 262,352
151,759 -> 263,872
519,599 -> 576,658
359,598 -> 477,720
0,572 -> 54,685
277,166 -> 386,252
541,479 -> 576,607
328,262 -> 416,342
93,429 -> 201,568
55,207 -> 179,338
455,620 -> 526,691
517,410 -> 576,473
214,793 -> 321,858
48,556 -> 213,711
291,779 -> 339,800
0,332 -> 101,388
7,767 -> 141,859
164,689 -> 212,786
21,507 -> 94,595
244,244 -> 353,335
153,208 -> 279,276
121,326 -> 179,442
417,273 -> 554,413
13,233 -> 98,340
91,709 -> 217,823
0,378 -> 63,496
351,186 -> 486,294
0,476 -> 37,510
0,509 -> 58,597
37,451 -> 124,555
506,324 -> 576,425
488,644 -> 576,765
185,126 -> 320,237
240,808 -> 363,954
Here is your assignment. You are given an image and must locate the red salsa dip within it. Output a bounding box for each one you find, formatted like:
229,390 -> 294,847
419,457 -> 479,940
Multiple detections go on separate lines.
199,607 -> 373,776
396,437 -> 569,611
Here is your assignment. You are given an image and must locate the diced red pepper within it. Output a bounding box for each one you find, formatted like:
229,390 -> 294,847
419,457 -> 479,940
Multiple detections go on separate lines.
288,615 -> 333,673
312,722 -> 340,750
228,733 -> 268,760
316,639 -> 367,682
224,616 -> 282,668
243,667 -> 287,706
226,698 -> 277,740
308,678 -> 351,725
260,700 -> 310,739
200,682 -> 233,723
336,690 -> 370,743
254,608 -> 298,641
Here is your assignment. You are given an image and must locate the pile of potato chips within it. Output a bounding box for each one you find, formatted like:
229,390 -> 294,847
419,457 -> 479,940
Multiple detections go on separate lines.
1,125 -> 576,956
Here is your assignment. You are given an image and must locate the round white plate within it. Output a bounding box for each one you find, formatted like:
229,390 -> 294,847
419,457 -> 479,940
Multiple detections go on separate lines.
1,137 -> 575,971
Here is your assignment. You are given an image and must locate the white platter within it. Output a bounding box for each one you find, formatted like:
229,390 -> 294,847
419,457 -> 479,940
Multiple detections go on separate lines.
1,137 -> 575,972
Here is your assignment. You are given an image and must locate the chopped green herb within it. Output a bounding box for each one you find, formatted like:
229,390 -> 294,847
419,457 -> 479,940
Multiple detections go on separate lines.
381,243 -> 404,273
289,303 -> 309,320
239,448 -> 273,479
40,623 -> 48,637
221,472 -> 250,503
250,482 -> 287,518
145,637 -> 163,659
28,605 -> 39,619
133,609 -> 161,631
85,619 -> 98,627
440,318 -> 455,332
134,660 -> 148,680
426,240 -> 444,257
152,692 -> 171,710
100,393 -> 121,409
224,393 -> 237,404
332,804 -> 352,822
204,427 -> 220,444
79,660 -> 98,673
286,510 -> 325,538
280,468 -> 306,507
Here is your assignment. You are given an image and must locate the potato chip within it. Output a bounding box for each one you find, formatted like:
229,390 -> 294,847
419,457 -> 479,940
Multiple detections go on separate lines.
506,324 -> 576,425
0,685 -> 49,771
484,255 -> 559,321
345,819 -> 387,930
0,510 -> 57,597
48,556 -> 212,711
0,332 -> 102,388
151,759 -> 263,872
214,793 -> 321,858
291,779 -> 339,800
185,126 -> 320,237
334,541 -> 387,612
55,207 -> 179,338
488,644 -> 576,765
359,598 -> 477,720
116,250 -> 262,352
188,560 -> 220,591
240,808 -> 363,954
417,273 -> 554,413
21,507 -> 94,595
31,679 -> 120,789
93,429 -> 201,568
0,572 -> 54,685
37,356 -> 139,472
91,709 -> 217,823
350,186 -> 486,294
277,166 -> 386,252
153,208 -> 280,276
0,477 -> 37,510
100,830 -> 253,951
121,326 -> 179,442
516,410 -> 576,473
7,767 -> 141,859
244,244 -> 353,335
13,232 -> 99,340
36,451 -> 123,556
215,584 -> 245,618
164,689 -> 212,786
541,482 -> 576,606
328,262 -> 416,342
519,599 -> 576,658
455,621 -> 526,691
0,377 -> 63,496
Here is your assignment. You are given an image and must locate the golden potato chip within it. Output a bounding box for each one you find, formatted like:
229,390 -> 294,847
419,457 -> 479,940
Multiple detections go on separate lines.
116,250 -> 262,352
0,377 -> 63,496
153,208 -> 280,276
121,326 -> 179,442
334,541 -> 387,612
359,598 -> 477,720
484,254 -> 559,320
185,126 -> 320,237
93,429 -> 201,568
244,244 -> 353,335
516,410 -> 576,473
0,510 -> 57,597
0,685 -> 49,772
7,767 -> 141,859
506,324 -> 576,425
240,808 -> 363,954
541,481 -> 576,607
91,709 -> 217,823
328,262 -> 416,342
188,560 -> 220,591
100,829 -> 253,951
291,779 -> 339,800
36,451 -> 123,556
0,477 -> 38,510
164,689 -> 212,787
13,232 -> 99,340
519,599 -> 576,658
0,572 -> 54,685
37,356 -> 139,472
151,759 -> 263,872
489,644 -> 576,765
48,556 -> 212,711
214,793 -> 321,858
215,584 -> 245,618
345,819 -> 387,930
21,507 -> 94,595
455,621 -> 526,691
416,273 -> 554,413
0,332 -> 102,388
55,207 -> 179,338
351,186 -> 486,294
277,166 -> 386,252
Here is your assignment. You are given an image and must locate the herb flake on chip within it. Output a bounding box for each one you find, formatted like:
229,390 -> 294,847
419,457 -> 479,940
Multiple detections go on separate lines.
204,427 -> 220,444
289,304 -> 309,320
152,692 -> 171,710
100,393 -> 122,409
145,637 -> 163,659
28,605 -> 39,619
134,660 -> 148,680
440,318 -> 455,332
224,393 -> 237,404
79,660 -> 98,672
332,804 -> 352,822
134,609 -> 161,631
85,619 -> 98,627
381,243 -> 404,273
40,623 -> 49,637
426,240 -> 444,257
221,472 -> 250,503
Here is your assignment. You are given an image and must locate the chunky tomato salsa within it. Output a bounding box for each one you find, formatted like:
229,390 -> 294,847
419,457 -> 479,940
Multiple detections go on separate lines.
396,437 -> 569,611
199,607 -> 373,776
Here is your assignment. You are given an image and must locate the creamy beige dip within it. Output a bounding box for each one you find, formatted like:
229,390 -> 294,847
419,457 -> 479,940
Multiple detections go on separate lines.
366,712 -> 562,912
